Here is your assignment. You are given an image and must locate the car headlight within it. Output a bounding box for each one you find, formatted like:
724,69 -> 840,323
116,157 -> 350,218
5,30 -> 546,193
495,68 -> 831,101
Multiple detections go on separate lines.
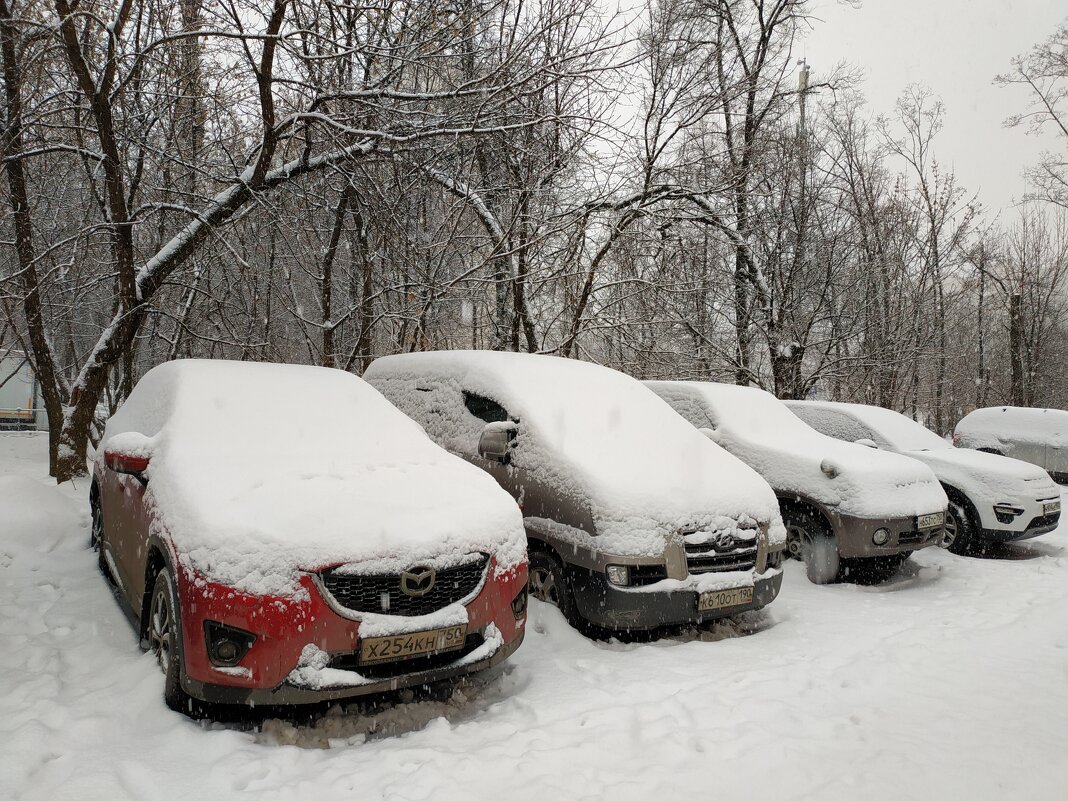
605,565 -> 630,587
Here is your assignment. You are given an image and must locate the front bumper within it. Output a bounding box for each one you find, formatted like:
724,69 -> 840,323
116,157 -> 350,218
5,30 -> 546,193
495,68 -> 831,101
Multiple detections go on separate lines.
175,559 -> 527,706
183,626 -> 523,705
981,511 -> 1060,543
832,511 -> 944,559
566,565 -> 783,631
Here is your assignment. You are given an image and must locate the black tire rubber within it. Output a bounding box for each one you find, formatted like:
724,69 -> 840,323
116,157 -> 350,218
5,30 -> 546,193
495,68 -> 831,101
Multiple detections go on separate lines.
783,507 -> 840,584
148,569 -> 186,713
945,500 -> 981,556
91,498 -> 115,584
527,549 -> 582,628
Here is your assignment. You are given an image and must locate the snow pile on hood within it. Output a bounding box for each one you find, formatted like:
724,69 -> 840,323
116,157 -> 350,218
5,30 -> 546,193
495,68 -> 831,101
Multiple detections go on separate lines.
647,382 -> 947,519
790,400 -> 1059,500
955,406 -> 1068,451
364,351 -> 786,554
98,360 -> 526,595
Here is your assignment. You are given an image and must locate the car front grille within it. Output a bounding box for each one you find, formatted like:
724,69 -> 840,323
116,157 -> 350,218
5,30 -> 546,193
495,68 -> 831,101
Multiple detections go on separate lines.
897,529 -> 927,545
320,554 -> 489,616
683,533 -> 758,575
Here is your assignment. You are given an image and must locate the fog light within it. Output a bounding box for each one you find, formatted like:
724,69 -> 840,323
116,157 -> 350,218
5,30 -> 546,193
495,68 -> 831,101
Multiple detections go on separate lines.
606,565 -> 630,587
766,549 -> 784,570
511,587 -> 527,618
204,620 -> 256,667
872,528 -> 891,546
993,503 -> 1025,525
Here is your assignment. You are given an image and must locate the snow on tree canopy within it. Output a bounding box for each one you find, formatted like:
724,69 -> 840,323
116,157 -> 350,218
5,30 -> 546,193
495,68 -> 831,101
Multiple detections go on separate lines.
364,351 -> 786,555
646,381 -> 948,519
98,360 -> 526,596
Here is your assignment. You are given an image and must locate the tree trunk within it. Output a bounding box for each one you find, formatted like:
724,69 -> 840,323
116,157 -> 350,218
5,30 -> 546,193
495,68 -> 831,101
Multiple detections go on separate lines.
1009,292 -> 1024,405
0,0 -> 67,477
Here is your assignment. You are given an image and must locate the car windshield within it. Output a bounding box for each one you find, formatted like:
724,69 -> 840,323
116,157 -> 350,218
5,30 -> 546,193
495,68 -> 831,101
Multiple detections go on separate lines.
851,406 -> 951,451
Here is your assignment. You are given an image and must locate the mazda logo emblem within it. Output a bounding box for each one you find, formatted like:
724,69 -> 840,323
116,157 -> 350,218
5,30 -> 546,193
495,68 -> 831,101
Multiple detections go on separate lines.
400,565 -> 436,597
713,533 -> 736,551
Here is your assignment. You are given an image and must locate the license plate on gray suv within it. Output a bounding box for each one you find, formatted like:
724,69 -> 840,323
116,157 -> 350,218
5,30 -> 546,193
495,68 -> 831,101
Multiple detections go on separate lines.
698,586 -> 753,612
918,512 -> 945,529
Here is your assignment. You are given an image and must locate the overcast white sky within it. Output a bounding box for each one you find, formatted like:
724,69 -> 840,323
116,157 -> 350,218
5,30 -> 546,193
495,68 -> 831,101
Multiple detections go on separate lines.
802,0 -> 1067,219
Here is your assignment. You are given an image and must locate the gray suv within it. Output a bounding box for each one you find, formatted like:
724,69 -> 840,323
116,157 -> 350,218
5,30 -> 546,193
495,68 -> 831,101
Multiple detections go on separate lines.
365,351 -> 786,633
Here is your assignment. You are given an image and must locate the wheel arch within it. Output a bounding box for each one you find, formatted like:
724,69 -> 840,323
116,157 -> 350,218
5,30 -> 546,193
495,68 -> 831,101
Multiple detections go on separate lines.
939,482 -> 981,529
139,536 -> 174,644
777,494 -> 834,535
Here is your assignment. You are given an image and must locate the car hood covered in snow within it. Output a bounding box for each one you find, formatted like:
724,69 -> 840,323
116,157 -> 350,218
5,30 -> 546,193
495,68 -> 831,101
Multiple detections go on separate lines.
365,351 -> 787,556
98,360 -> 526,596
909,447 -> 1058,501
647,381 -> 947,520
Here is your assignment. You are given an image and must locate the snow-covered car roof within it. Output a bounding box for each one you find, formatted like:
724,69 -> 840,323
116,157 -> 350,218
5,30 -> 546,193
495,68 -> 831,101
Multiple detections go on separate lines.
365,351 -> 785,553
955,406 -> 1068,448
786,400 -> 949,452
99,360 -> 526,596
646,381 -> 947,519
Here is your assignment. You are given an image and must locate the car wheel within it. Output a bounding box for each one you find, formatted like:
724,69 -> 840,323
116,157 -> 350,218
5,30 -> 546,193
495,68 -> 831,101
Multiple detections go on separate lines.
945,501 -> 980,556
148,569 -> 185,712
784,511 -> 839,584
91,499 -> 115,584
527,550 -> 580,626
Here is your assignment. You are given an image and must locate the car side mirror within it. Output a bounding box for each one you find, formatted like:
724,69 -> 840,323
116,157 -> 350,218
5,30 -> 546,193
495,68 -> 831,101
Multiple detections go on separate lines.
478,421 -> 518,465
854,438 -> 878,449
103,432 -> 153,484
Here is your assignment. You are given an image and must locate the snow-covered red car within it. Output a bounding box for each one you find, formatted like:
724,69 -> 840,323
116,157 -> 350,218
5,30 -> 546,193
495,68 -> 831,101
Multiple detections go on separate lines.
954,406 -> 1068,485
787,400 -> 1061,555
90,360 -> 528,713
366,351 -> 786,634
647,382 -> 948,584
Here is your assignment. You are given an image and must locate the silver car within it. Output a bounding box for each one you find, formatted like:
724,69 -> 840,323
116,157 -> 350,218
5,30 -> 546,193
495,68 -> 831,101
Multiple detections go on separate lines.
954,406 -> 1068,484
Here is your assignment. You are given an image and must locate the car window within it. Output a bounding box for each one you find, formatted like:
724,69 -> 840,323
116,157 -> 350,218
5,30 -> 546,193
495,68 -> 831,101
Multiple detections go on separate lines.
664,392 -> 719,430
792,405 -> 876,444
463,391 -> 510,423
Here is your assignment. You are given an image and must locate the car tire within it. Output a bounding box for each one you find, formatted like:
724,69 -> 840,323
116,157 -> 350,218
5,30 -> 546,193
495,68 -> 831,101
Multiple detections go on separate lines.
945,500 -> 985,556
527,550 -> 581,627
784,509 -> 840,584
91,497 -> 116,584
147,568 -> 185,712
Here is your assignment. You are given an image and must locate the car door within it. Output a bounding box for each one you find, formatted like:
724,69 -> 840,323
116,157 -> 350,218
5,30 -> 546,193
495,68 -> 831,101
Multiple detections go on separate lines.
462,389 -> 595,533
99,455 -> 152,601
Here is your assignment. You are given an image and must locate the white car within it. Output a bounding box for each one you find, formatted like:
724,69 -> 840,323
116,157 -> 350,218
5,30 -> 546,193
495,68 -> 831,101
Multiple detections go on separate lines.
954,406 -> 1068,485
647,382 -> 948,585
789,400 -> 1062,555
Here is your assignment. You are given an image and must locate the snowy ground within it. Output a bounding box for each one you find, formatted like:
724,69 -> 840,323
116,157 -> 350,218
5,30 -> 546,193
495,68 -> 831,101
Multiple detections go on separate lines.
2,430 -> 1067,801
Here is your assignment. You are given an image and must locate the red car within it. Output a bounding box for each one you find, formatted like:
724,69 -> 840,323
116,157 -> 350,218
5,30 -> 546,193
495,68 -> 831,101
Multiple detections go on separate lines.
91,360 -> 527,713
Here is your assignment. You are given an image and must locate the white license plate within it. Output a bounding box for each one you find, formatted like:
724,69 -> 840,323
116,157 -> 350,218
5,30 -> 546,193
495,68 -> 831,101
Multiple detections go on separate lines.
359,624 -> 467,665
1043,500 -> 1060,515
918,512 -> 945,529
698,586 -> 754,613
